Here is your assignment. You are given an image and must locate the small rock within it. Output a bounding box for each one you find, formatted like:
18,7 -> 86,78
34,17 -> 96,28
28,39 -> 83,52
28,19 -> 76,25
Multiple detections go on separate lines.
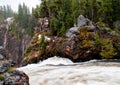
0,54 -> 4,60
0,46 -> 3,50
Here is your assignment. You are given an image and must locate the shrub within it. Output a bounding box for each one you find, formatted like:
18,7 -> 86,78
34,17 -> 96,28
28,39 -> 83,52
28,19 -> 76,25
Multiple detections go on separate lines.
100,39 -> 117,58
39,35 -> 46,50
94,32 -> 100,46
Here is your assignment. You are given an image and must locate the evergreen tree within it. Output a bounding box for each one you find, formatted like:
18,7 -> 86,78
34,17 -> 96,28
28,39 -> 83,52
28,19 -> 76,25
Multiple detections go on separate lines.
33,0 -> 120,35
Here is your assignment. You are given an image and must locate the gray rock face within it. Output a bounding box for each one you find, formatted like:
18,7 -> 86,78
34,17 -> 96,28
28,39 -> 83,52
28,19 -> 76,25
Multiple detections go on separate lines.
0,22 -> 31,66
0,46 -> 3,50
66,27 -> 79,38
0,48 -> 11,73
0,61 -> 11,73
66,15 -> 95,38
77,15 -> 93,27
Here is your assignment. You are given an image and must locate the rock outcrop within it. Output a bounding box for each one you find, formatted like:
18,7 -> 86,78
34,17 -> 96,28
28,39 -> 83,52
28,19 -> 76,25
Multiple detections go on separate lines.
23,15 -> 120,64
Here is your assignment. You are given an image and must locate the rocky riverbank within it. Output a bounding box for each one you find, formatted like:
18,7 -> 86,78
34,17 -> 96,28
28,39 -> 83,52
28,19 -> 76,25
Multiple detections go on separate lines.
0,46 -> 29,85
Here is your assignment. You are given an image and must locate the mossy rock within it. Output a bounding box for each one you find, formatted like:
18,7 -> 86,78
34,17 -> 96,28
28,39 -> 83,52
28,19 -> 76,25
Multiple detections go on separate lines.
7,67 -> 15,73
0,75 -> 5,81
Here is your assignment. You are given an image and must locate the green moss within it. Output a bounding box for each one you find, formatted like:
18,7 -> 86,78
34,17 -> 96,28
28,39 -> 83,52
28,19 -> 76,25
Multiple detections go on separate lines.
7,67 -> 15,73
0,75 -> 5,80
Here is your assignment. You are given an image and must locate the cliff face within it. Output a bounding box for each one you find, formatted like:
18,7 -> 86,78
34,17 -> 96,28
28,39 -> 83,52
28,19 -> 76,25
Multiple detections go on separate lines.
0,22 -> 31,66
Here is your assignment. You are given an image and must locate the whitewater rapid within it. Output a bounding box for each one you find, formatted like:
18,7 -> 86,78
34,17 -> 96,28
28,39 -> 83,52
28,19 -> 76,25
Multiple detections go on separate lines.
18,57 -> 120,85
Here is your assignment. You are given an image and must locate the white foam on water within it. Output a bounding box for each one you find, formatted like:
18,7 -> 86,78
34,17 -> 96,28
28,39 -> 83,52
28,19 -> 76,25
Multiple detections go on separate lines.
38,56 -> 73,65
18,57 -> 120,85
18,56 -> 73,72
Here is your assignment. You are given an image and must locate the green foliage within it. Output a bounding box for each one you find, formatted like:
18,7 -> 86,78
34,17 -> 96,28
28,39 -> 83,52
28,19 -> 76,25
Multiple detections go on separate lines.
0,5 -> 13,22
114,24 -> 119,33
60,23 -> 66,37
9,21 -> 23,39
97,18 -> 111,34
94,32 -> 100,46
33,0 -> 120,36
50,17 -> 57,35
112,0 -> 120,21
100,39 -> 117,58
98,18 -> 103,28
33,0 -> 78,36
39,35 -> 46,50
15,3 -> 35,36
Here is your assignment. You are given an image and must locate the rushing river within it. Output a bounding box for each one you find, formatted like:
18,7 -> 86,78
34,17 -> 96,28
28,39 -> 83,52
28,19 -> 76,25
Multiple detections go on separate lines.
18,57 -> 120,85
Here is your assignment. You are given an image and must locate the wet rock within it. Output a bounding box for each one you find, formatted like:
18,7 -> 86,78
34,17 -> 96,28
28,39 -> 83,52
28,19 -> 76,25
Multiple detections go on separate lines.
4,70 -> 29,85
0,61 -> 11,73
0,47 -> 29,85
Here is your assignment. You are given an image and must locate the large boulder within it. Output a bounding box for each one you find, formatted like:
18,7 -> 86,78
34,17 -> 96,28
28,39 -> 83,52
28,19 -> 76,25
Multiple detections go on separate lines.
66,15 -> 95,38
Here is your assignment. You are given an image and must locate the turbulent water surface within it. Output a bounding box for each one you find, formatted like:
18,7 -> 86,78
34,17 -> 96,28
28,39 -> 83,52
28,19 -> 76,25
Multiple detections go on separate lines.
18,57 -> 120,85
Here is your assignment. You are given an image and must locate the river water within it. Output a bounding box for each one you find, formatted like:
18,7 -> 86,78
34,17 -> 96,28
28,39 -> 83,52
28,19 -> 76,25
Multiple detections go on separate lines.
18,57 -> 120,85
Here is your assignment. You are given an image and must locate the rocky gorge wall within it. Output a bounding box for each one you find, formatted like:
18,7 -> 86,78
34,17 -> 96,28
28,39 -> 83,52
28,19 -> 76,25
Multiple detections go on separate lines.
0,22 -> 31,66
